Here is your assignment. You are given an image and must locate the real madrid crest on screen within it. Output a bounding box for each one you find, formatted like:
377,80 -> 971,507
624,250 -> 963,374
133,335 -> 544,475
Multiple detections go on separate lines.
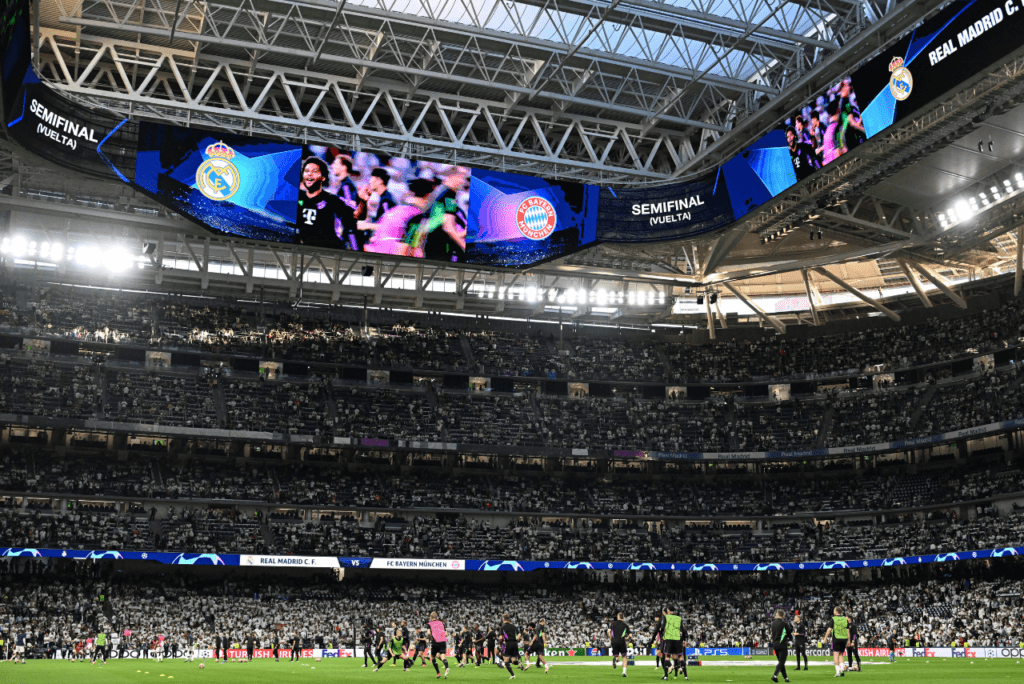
515,196 -> 557,240
196,141 -> 241,201
888,56 -> 912,102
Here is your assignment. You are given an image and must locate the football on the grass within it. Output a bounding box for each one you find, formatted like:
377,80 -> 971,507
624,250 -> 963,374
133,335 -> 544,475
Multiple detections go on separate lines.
199,663 -> 205,669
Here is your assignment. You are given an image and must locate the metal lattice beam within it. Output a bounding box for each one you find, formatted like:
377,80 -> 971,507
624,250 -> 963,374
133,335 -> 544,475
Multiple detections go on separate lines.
33,0 -> 886,181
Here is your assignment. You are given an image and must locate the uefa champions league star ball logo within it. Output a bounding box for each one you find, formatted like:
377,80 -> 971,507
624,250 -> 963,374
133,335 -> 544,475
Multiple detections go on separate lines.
196,141 -> 241,201
888,56 -> 913,101
515,197 -> 557,240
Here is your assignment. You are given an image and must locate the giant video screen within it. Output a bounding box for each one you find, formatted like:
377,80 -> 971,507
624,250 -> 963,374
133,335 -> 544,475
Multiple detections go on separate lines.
133,122 -> 598,268
5,0 -> 1024,259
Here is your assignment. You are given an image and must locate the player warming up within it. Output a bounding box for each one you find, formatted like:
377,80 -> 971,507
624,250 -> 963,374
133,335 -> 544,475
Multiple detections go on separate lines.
661,607 -> 688,681
609,612 -> 631,677
770,610 -> 792,683
428,612 -> 451,679
824,607 -> 850,677
529,619 -> 550,673
501,613 -> 522,680
792,615 -> 808,671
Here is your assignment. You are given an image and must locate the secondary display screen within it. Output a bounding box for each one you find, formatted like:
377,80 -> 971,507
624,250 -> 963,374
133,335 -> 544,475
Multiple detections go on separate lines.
782,76 -> 866,180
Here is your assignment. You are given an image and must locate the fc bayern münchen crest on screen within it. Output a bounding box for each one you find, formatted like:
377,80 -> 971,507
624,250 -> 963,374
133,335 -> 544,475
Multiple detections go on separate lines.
515,196 -> 557,240
888,56 -> 912,101
196,141 -> 241,201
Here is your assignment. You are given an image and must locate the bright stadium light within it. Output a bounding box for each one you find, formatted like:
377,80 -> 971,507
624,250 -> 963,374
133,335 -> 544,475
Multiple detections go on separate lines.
75,245 -> 102,267
10,236 -> 28,258
108,247 -> 136,272
627,291 -> 636,305
525,286 -> 537,303
954,200 -> 973,219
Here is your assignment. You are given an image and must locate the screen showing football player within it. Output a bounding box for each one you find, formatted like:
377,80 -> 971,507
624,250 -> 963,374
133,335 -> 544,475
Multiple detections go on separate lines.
296,157 -> 366,249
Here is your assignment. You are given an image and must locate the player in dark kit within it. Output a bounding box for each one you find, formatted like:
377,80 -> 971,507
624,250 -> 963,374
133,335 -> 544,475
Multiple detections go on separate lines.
375,628 -> 388,669
652,610 -> 665,670
786,126 -> 821,181
485,625 -> 499,667
273,631 -> 281,662
456,627 -> 470,667
845,620 -> 861,671
887,630 -> 899,663
363,624 -> 377,668
770,610 -> 792,683
518,625 -> 533,671
415,629 -> 429,667
609,612 -> 631,677
792,615 -> 808,670
473,624 -> 485,667
528,619 -> 550,673
297,157 -> 366,249
500,614 -> 521,680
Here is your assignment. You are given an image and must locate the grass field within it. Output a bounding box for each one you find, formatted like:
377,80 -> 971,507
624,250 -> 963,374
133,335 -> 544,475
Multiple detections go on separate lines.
1,655 -> 1017,684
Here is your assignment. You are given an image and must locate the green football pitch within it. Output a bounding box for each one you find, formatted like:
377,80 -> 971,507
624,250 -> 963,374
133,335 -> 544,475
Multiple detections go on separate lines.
2,656 -> 1018,684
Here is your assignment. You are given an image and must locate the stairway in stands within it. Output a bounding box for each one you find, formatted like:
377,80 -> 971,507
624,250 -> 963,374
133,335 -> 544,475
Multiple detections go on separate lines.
459,335 -> 476,371
655,342 -> 675,380
816,405 -> 835,447
724,402 -> 739,450
212,380 -> 229,428
907,385 -> 938,431
526,393 -> 551,447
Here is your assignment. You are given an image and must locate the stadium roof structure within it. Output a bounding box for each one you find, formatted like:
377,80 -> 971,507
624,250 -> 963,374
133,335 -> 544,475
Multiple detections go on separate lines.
2,0 -> 1024,331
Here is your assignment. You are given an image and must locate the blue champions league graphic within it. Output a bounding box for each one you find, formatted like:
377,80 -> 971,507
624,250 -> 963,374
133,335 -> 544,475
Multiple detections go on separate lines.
754,563 -> 784,571
134,123 -> 301,244
476,560 -> 527,572
466,168 -> 598,267
171,553 -> 226,566
720,129 -> 797,218
2,546 -> 1023,571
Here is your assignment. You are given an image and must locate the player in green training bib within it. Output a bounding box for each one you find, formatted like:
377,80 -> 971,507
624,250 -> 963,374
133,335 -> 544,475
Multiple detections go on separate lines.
660,608 -> 688,681
823,607 -> 849,677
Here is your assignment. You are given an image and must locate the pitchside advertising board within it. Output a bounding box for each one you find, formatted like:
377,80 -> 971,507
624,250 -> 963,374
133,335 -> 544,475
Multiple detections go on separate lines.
3,546 -> 1022,571
2,0 -> 1024,264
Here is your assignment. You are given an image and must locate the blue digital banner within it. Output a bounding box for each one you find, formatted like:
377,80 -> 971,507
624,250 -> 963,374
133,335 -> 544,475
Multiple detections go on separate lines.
595,169 -> 734,242
135,124 -> 302,244
852,0 -> 1024,138
5,546 -> 1017,571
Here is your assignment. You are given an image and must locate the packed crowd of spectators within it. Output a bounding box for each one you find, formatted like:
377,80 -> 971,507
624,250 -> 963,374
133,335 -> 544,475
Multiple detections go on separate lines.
4,470 -> 1022,563
4,286 -> 1024,384
6,287 -> 1024,451
3,447 -> 1022,518
1,567 -> 1021,654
